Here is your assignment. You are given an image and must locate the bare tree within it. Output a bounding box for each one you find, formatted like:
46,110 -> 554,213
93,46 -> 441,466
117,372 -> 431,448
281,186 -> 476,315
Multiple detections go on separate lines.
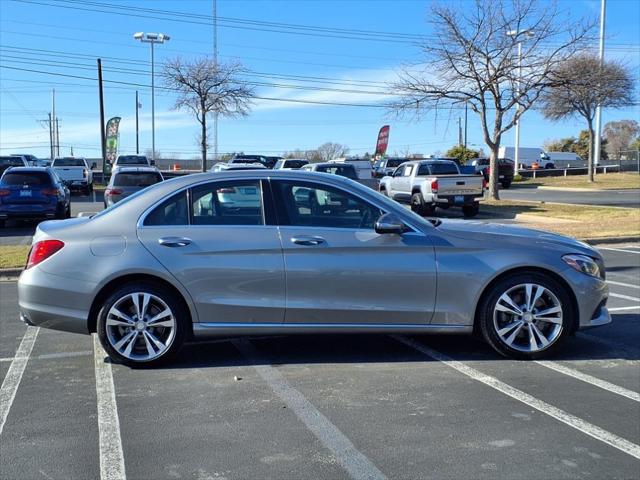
541,55 -> 634,181
163,57 -> 253,171
603,120 -> 639,161
390,0 -> 593,199
317,142 -> 349,161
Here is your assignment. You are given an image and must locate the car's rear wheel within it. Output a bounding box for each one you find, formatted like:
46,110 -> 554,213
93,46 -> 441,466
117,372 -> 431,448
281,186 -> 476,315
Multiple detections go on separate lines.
97,282 -> 187,367
379,186 -> 388,197
462,203 -> 479,217
411,192 -> 434,216
65,204 -> 71,218
501,181 -> 511,189
478,273 -> 573,359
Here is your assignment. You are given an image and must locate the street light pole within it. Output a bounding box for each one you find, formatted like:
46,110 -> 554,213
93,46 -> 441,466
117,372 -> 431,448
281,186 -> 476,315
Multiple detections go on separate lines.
507,29 -> 535,174
134,32 -> 170,162
593,0 -> 606,172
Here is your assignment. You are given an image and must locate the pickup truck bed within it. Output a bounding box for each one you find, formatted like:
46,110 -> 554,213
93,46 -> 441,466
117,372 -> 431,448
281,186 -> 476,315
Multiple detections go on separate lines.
52,157 -> 93,194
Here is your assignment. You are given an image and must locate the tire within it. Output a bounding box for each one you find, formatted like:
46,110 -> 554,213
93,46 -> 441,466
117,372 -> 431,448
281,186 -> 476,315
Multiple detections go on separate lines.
478,272 -> 573,359
97,282 -> 188,367
462,203 -> 479,218
379,187 -> 388,197
544,163 -> 555,170
411,192 -> 434,216
501,181 -> 511,189
83,186 -> 90,196
65,204 -> 71,218
89,182 -> 94,193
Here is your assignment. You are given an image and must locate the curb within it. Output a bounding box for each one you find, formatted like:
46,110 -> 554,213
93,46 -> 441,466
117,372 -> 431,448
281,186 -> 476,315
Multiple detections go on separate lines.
0,268 -> 23,280
538,186 -> 640,192
584,236 -> 640,246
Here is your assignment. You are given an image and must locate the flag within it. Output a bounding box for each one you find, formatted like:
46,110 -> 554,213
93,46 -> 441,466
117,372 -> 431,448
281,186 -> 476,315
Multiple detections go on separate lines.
375,125 -> 390,156
105,116 -> 121,164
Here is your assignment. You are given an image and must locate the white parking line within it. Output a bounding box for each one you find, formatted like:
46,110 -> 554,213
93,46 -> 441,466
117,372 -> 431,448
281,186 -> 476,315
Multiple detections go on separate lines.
610,292 -> 640,302
599,247 -> 640,254
394,335 -> 640,460
607,280 -> 640,290
0,350 -> 93,363
93,335 -> 126,480
534,360 -> 640,402
0,326 -> 39,436
232,339 -> 387,480
609,306 -> 640,312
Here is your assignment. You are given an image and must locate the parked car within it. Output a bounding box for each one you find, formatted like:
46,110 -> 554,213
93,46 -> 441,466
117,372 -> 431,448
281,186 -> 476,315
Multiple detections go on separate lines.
328,158 -> 373,179
104,167 -> 164,208
0,167 -> 70,227
0,156 -> 28,176
472,158 -> 515,189
11,154 -> 40,166
113,155 -> 154,170
51,157 -> 95,195
274,159 -> 309,170
229,155 -> 276,169
373,158 -> 408,178
499,147 -> 554,170
301,162 -> 358,180
210,163 -> 267,172
379,160 -> 485,217
18,170 -> 610,366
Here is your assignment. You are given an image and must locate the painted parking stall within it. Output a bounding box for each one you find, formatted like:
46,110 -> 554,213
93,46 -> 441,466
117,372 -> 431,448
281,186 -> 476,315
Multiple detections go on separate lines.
0,245 -> 638,479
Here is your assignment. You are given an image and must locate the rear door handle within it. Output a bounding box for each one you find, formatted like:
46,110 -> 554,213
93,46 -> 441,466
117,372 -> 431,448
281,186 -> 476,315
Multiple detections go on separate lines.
291,236 -> 325,246
158,236 -> 192,247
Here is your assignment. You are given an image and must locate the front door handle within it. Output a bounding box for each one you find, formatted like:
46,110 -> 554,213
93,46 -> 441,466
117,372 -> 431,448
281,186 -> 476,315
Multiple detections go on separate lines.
158,236 -> 192,247
291,236 -> 325,246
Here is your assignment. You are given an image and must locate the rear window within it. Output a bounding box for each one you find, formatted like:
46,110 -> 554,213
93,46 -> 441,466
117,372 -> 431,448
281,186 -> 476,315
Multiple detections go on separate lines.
1,172 -> 52,186
284,160 -> 308,169
386,159 -> 404,168
231,158 -> 263,165
116,155 -> 148,165
418,163 -> 459,175
113,172 -> 162,187
53,158 -> 85,167
315,165 -> 358,179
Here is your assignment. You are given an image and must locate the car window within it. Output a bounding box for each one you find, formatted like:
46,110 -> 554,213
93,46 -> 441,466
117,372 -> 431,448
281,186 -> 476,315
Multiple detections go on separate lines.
53,158 -> 85,167
315,165 -> 358,179
116,155 -> 148,165
402,165 -> 414,176
274,180 -> 381,229
113,172 -> 163,187
0,157 -> 26,167
191,180 -> 263,226
386,159 -> 404,168
427,163 -> 460,175
1,172 -> 52,186
284,160 -> 308,169
144,191 -> 189,226
274,160 -> 284,169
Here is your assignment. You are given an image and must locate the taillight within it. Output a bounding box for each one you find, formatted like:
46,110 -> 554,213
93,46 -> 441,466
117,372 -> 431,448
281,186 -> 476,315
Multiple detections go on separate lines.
105,188 -> 123,196
0,189 -> 10,197
83,169 -> 88,178
41,188 -> 59,196
218,187 -> 236,194
430,179 -> 438,193
26,240 -> 64,269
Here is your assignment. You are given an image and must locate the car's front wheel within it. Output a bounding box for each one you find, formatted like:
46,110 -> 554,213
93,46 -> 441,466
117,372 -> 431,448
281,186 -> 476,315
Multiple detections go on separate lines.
97,282 -> 188,367
478,273 -> 573,359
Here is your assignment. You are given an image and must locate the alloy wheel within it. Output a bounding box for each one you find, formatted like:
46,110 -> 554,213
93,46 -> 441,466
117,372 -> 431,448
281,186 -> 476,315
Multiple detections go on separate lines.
105,292 -> 176,362
492,283 -> 563,353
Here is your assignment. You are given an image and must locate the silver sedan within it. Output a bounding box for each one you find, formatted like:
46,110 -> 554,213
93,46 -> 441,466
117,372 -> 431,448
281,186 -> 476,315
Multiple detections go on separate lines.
18,170 -> 610,366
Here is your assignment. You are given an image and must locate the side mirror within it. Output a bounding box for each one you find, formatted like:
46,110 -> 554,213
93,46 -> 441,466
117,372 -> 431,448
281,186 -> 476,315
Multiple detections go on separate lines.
91,162 -> 97,169
375,213 -> 407,235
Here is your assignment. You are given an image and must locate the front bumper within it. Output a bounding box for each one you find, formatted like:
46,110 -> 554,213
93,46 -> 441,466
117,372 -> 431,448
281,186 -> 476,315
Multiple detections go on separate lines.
562,267 -> 611,330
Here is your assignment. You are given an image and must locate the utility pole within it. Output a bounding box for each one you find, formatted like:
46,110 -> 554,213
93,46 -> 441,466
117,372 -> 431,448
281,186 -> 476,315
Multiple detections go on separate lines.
592,0 -> 606,176
213,0 -> 218,167
464,102 -> 468,150
55,117 -> 60,156
51,89 -> 57,156
97,58 -> 107,177
47,113 -> 54,160
458,117 -> 463,146
135,90 -> 140,154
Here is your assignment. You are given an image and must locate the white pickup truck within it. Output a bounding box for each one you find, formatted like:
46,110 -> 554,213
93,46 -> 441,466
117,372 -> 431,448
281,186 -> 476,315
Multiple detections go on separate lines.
52,157 -> 95,195
379,159 -> 485,217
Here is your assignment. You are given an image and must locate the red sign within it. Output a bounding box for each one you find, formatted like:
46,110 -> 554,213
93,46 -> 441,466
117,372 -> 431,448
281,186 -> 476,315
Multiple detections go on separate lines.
375,125 -> 390,156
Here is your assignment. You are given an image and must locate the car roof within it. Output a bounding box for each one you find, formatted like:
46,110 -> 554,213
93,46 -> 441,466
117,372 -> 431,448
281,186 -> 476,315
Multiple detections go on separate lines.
112,166 -> 160,173
311,162 -> 355,168
53,156 -> 86,160
2,166 -> 49,172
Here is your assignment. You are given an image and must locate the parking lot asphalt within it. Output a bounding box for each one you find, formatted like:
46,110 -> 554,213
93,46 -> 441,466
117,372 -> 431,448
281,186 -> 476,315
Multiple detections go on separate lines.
1,246 -> 638,479
501,186 -> 640,208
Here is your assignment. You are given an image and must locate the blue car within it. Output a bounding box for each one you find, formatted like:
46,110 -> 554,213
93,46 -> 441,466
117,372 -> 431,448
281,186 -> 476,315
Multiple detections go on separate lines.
0,167 -> 71,228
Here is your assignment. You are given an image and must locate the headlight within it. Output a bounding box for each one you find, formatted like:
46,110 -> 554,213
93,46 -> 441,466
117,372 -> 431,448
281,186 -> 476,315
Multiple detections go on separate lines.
562,254 -> 601,278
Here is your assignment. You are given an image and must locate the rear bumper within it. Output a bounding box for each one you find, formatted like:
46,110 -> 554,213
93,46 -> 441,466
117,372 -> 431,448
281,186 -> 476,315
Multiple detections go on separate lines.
0,205 -> 57,220
18,266 -> 95,335
433,195 -> 482,206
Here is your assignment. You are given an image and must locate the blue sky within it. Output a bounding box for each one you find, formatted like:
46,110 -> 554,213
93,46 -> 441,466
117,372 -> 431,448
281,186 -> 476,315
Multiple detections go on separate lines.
1,0 -> 638,160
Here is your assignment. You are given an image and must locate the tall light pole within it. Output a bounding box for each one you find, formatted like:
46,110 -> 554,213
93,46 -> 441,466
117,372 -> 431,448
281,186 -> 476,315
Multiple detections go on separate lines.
593,0 -> 606,171
134,32 -> 170,161
507,29 -> 535,173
